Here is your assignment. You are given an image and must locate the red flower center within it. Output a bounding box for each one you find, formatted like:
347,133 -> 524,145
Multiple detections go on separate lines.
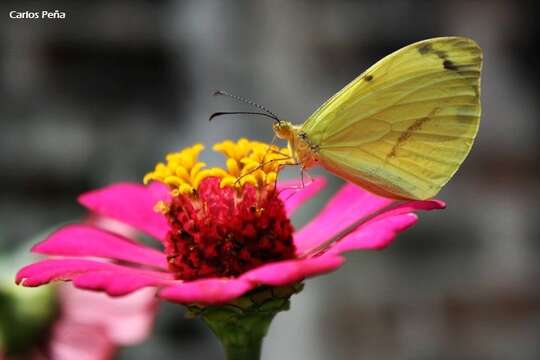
164,177 -> 295,280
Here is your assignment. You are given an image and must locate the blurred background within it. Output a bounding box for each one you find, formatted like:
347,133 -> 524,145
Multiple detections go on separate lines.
1,0 -> 539,359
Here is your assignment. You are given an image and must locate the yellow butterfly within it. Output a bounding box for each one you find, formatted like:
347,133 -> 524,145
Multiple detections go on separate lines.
214,37 -> 482,200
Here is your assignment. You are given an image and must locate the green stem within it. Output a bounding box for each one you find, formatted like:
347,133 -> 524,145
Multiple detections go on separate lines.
189,284 -> 303,360
203,308 -> 274,360
224,339 -> 262,360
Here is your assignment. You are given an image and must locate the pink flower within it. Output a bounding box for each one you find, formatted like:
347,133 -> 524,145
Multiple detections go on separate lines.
46,286 -> 156,360
16,140 -> 445,305
3,219 -> 157,360
0,286 -> 156,360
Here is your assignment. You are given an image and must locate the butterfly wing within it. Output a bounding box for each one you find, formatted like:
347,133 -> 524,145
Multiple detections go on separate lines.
302,37 -> 482,200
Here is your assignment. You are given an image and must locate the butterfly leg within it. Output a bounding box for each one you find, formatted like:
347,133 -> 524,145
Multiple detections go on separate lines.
261,135 -> 278,164
299,166 -> 314,189
233,156 -> 294,186
275,163 -> 316,203
268,148 -> 291,158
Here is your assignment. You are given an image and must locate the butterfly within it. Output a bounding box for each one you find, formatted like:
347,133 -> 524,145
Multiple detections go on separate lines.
213,37 -> 482,200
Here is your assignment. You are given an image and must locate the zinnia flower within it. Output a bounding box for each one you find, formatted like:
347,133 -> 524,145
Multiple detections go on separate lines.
15,139 -> 444,304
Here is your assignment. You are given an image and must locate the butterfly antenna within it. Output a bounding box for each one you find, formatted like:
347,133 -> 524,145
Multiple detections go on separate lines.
213,90 -> 280,121
209,111 -> 280,122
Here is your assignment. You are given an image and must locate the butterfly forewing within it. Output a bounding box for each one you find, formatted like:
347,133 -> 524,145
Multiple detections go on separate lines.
302,37 -> 481,200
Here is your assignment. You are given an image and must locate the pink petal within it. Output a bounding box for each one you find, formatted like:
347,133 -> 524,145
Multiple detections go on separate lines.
241,255 -> 345,286
59,286 -> 157,345
316,199 -> 445,255
16,259 -> 174,297
327,213 -> 419,254
295,183 -> 445,254
159,278 -> 253,304
374,198 -> 446,217
294,183 -> 395,253
159,256 -> 345,304
33,224 -> 167,270
278,177 -> 326,216
78,182 -> 170,242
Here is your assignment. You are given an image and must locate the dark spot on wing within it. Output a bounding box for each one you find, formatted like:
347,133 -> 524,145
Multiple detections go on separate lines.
418,43 -> 433,55
387,108 -> 440,159
435,50 -> 447,59
417,43 -> 451,62
388,117 -> 431,158
365,75 -> 373,81
443,59 -> 459,71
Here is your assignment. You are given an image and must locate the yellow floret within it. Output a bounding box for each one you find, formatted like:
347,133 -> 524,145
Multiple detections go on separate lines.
226,158 -> 240,177
144,139 -> 293,195
153,200 -> 170,214
219,176 -> 237,188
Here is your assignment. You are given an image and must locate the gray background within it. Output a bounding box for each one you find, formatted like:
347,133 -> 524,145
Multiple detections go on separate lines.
1,1 -> 539,359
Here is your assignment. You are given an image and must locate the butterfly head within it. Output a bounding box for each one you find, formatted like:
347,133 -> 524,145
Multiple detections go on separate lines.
273,121 -> 295,140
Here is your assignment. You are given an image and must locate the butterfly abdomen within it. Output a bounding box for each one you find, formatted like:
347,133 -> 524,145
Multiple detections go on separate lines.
293,131 -> 320,169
